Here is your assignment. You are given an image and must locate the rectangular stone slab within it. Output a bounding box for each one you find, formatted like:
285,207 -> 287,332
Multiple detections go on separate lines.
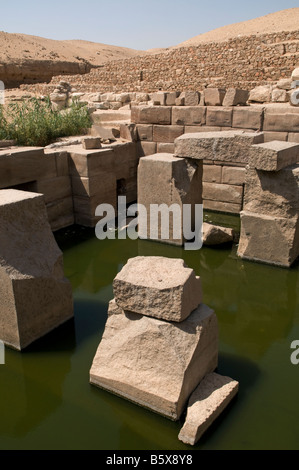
178,373 -> 239,445
113,256 -> 202,322
249,141 -> 299,171
90,300 -> 218,421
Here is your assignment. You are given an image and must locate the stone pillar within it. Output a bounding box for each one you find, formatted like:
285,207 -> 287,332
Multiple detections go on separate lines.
0,189 -> 73,350
237,141 -> 299,267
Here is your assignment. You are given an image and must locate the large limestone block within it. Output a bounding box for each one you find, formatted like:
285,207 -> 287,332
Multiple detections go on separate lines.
232,107 -> 263,130
90,300 -> 218,420
113,257 -> 202,322
178,373 -> 239,445
202,223 -> 234,245
0,190 -> 73,350
204,88 -> 226,106
206,107 -> 233,128
131,106 -> 171,125
137,153 -> 202,246
174,131 -> 264,163
222,89 -> 249,107
153,125 -> 184,143
249,141 -> 299,171
263,112 -> 299,132
203,182 -> 243,204
248,85 -> 272,103
180,91 -> 200,107
237,210 -> 299,267
172,106 -> 206,126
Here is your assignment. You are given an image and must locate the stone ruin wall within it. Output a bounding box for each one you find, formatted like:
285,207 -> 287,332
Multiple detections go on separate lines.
26,30 -> 299,95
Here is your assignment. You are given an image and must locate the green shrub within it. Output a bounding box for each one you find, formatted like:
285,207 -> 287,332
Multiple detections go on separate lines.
0,96 -> 92,147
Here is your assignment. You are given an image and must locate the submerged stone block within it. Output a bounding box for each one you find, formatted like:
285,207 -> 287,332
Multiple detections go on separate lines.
90,300 -> 218,420
178,373 -> 239,445
0,189 -> 73,350
113,257 -> 202,322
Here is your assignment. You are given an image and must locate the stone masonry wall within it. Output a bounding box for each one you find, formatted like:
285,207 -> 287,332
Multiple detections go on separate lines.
32,30 -> 299,95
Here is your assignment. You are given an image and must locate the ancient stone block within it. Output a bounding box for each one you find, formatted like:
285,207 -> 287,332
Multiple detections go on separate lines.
222,89 -> 249,107
277,78 -> 292,90
232,107 -> 263,130
272,88 -> 288,103
153,125 -> 184,143
206,107 -> 233,127
90,299 -> 218,420
237,211 -> 299,267
113,257 -> 202,322
185,126 -> 222,133
178,373 -> 239,445
203,182 -> 243,204
120,123 -> 137,142
68,148 -> 115,177
248,85 -> 272,103
46,196 -> 74,231
138,153 -> 203,246
263,112 -> 299,132
291,68 -> 299,81
157,143 -> 175,153
263,131 -> 288,142
71,173 -> 116,198
165,92 -> 180,106
249,141 -> 299,171
82,137 -> 102,150
151,92 -> 166,106
137,141 -> 157,157
203,199 -> 242,214
181,91 -> 200,106
0,190 -> 73,350
202,223 -> 234,245
34,176 -> 72,204
172,106 -> 206,126
136,124 -> 153,141
221,166 -> 246,185
175,94 -> 185,106
174,131 -> 264,163
288,133 -> 299,143
204,88 -> 226,106
131,106 -> 171,125
203,165 -> 222,183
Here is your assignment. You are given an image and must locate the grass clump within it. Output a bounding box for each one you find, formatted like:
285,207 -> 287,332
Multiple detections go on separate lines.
0,96 -> 92,147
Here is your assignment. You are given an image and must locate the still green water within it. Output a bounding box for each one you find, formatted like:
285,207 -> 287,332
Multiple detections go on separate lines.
0,214 -> 299,450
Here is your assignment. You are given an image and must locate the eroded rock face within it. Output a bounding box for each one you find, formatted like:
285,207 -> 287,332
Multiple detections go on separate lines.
113,257 -> 202,322
90,299 -> 218,421
202,223 -> 234,245
0,189 -> 73,350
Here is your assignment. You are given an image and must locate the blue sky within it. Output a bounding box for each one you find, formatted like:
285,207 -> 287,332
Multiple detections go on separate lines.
1,0 -> 298,50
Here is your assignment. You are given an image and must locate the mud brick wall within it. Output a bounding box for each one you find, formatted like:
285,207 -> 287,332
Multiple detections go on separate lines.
132,105 -> 299,214
43,30 -> 299,94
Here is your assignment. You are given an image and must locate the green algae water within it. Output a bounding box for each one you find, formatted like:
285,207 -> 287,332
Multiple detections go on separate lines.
0,216 -> 299,450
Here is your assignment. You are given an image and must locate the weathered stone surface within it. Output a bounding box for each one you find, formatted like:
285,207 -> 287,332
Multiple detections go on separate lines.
206,107 -> 233,127
120,123 -> 137,142
237,210 -> 299,267
157,142 -> 175,153
203,182 -> 243,204
82,137 -> 102,150
0,190 -> 73,350
203,223 -> 234,245
34,176 -> 72,204
90,299 -> 218,420
263,131 -> 288,142
46,196 -> 74,232
291,68 -> 299,81
272,88 -> 287,103
174,131 -> 264,163
204,199 -> 242,214
152,91 -> 166,106
165,91 -> 180,106
113,257 -> 202,322
89,125 -> 120,140
178,373 -> 239,445
138,153 -> 202,246
172,106 -> 206,126
249,141 -> 299,171
248,85 -> 272,103
137,141 -> 157,156
136,124 -> 153,141
131,106 -> 171,125
153,125 -> 184,143
203,165 -> 222,183
185,126 -> 222,133
277,78 -> 292,90
204,88 -> 226,106
221,166 -> 246,185
263,112 -> 299,132
288,133 -> 299,143
68,147 -> 115,177
222,88 -> 249,107
181,91 -> 200,106
232,107 -> 263,130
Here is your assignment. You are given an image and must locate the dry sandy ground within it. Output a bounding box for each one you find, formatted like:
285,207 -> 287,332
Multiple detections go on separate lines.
0,32 -> 143,66
174,8 -> 299,47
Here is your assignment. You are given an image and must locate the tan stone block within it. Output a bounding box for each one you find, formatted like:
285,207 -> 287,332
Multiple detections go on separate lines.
172,106 -> 206,126
0,190 -> 73,350
203,199 -> 242,214
152,91 -> 166,106
203,165 -> 222,183
137,141 -> 157,157
82,137 -> 102,150
178,373 -> 239,445
203,182 -> 243,204
238,211 -> 299,267
249,141 -> 299,171
165,92 -> 180,106
223,89 -> 249,107
264,112 -> 299,132
204,88 -> 226,106
73,192 -> 116,218
157,143 -> 175,153
131,106 -> 171,124
232,107 -> 263,130
288,133 -> 299,143
71,173 -> 116,197
203,223 -> 234,245
34,176 -> 72,204
68,148 -> 115,177
46,196 -> 74,230
263,131 -> 288,142
90,299 -> 218,420
206,107 -> 233,127
136,124 -> 153,141
181,91 -> 200,106
153,125 -> 184,143
221,166 -> 246,185
120,123 -> 137,142
113,257 -> 202,322
185,126 -> 222,133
